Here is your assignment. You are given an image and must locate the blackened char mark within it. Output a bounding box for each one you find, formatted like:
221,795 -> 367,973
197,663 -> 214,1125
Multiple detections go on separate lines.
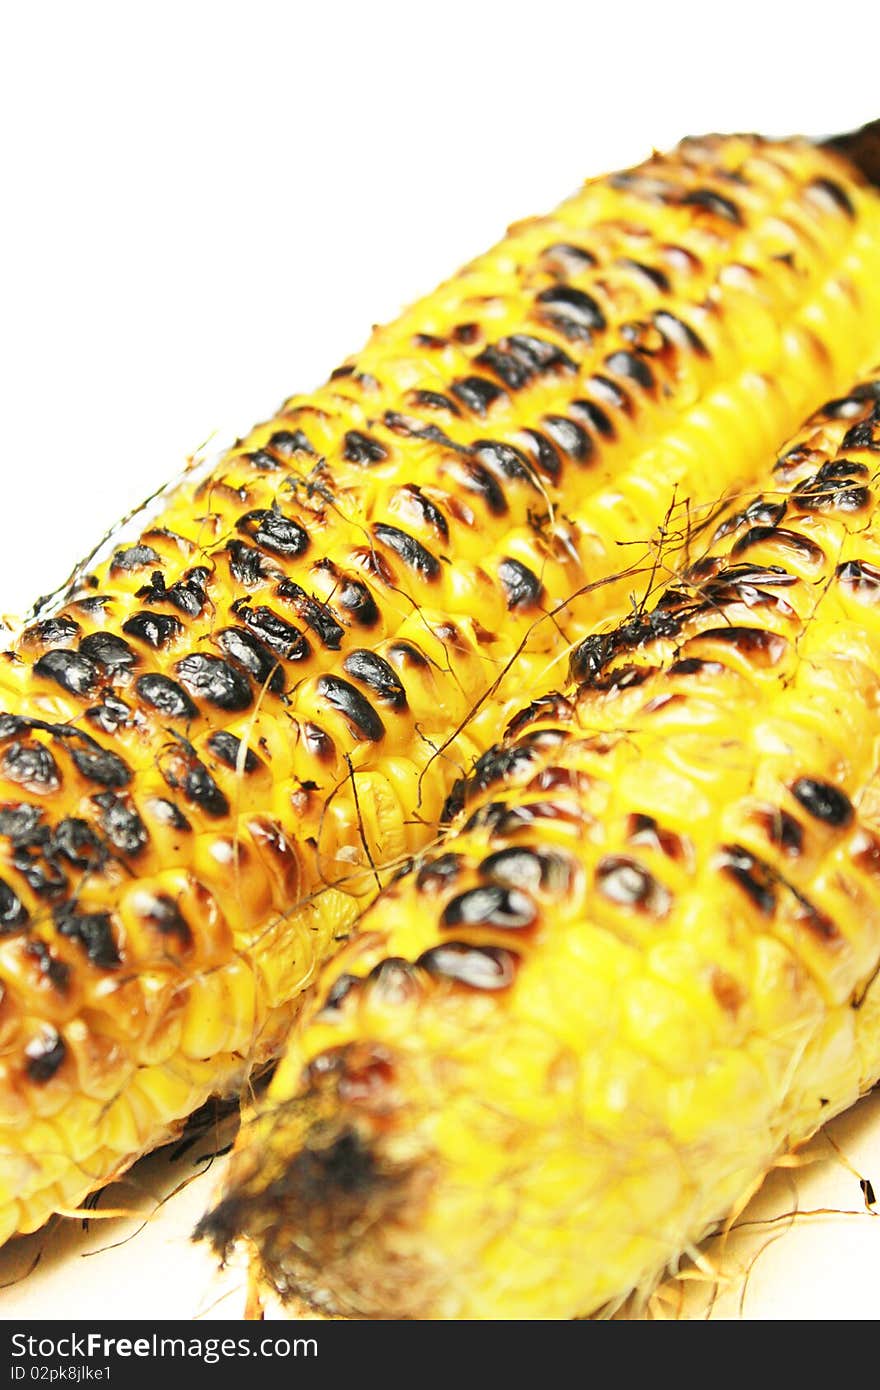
343,431 -> 388,466
342,650 -> 407,711
176,654 -> 253,712
541,242 -> 597,276
317,676 -> 385,742
232,601 -> 311,661
54,905 -> 120,968
207,730 -> 260,773
808,177 -> 856,218
616,257 -> 671,292
216,628 -> 286,695
22,616 -> 81,648
569,608 -> 685,686
498,557 -> 543,610
790,460 -> 871,515
0,878 -> 28,932
395,485 -> 449,541
450,376 -> 506,416
714,498 -> 787,540
1,740 -> 60,793
518,431 -> 561,481
237,509 -> 310,558
78,632 -> 137,674
455,461 -> 508,515
605,350 -> 655,391
34,649 -> 100,697
595,855 -> 671,916
570,398 -> 615,438
791,777 -> 854,828
136,673 -> 197,721
480,845 -> 573,894
69,741 -> 132,788
111,545 -> 160,573
51,817 -> 103,866
535,285 -> 606,340
730,527 -> 825,566
679,187 -> 742,223
837,559 -> 880,599
268,428 -> 316,458
417,941 -> 519,990
692,626 -> 788,666
94,791 -> 149,855
653,310 -> 707,356
372,524 -> 440,580
275,581 -> 344,650
122,610 -> 184,650
718,844 -> 776,915
441,885 -> 537,931
416,852 -> 463,893
159,744 -> 230,818
541,415 -> 592,463
25,1030 -> 67,1083
135,568 -> 209,618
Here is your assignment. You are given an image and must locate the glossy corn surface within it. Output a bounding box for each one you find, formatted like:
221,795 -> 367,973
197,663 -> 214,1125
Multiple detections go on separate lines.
204,372 -> 880,1319
4,133 -> 880,1244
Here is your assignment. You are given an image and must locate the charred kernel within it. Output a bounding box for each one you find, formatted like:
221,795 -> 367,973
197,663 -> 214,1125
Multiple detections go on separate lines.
652,309 -> 707,355
232,602 -> 311,661
695,627 -> 788,665
837,559 -> 880,598
457,461 -> 508,515
791,777 -> 854,828
54,906 -> 120,968
343,430 -> 388,465
216,629 -> 285,696
303,722 -> 335,761
69,742 -> 132,788
416,852 -> 464,893
472,440 -> 536,486
756,807 -> 804,857
498,557 -> 543,609
505,333 -> 576,373
442,885 -> 537,931
475,344 -> 533,390
518,430 -> 562,480
842,421 -> 878,450
504,693 -> 576,740
372,524 -> 440,580
570,398 -> 615,438
535,285 -> 606,338
480,845 -> 573,894
808,177 -> 855,217
471,742 -> 536,791
588,374 -> 630,411
226,540 -> 272,587
680,187 -> 742,223
718,844 -> 777,915
78,632 -> 137,672
668,657 -> 725,676
136,673 -> 197,721
0,803 -> 43,845
25,1029 -> 66,1083
617,257 -> 671,292
22,616 -> 81,647
317,676 -> 385,742
86,693 -> 131,734
319,973 -> 363,1015
207,730 -> 259,773
25,939 -> 70,991
245,449 -> 279,471
176,654 -> 253,712
94,792 -> 149,856
136,569 -> 209,618
595,856 -> 672,917
1,741 -> 60,793
274,582 -> 344,650
366,956 -> 421,1005
160,748 -> 230,818
411,389 -> 460,415
395,485 -> 449,541
237,509 -> 310,558
50,817 -> 102,866
450,376 -> 506,416
342,650 -> 407,711
147,798 -> 191,831
626,813 -> 688,861
34,649 -> 100,697
137,893 -> 192,946
111,544 -> 160,572
541,415 -> 592,462
268,428 -> 315,457
541,242 -> 597,275
387,640 -> 430,669
122,610 -> 184,649
452,322 -> 480,344
13,852 -> 66,898
605,349 -> 655,391
336,577 -> 380,627
418,941 -> 519,990
0,878 -> 28,932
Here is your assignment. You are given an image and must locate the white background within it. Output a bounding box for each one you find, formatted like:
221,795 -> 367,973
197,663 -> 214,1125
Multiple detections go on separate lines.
1,0 -> 880,1321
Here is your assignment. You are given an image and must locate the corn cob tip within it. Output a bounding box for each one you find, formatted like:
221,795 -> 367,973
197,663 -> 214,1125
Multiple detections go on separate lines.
822,117 -> 880,187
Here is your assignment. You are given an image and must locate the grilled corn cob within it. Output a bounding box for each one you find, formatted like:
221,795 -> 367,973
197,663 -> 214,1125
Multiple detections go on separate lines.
202,369 -> 880,1320
3,132 -> 880,1247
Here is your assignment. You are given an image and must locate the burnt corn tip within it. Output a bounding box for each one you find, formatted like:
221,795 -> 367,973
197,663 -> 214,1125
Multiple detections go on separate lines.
822,118 -> 880,189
